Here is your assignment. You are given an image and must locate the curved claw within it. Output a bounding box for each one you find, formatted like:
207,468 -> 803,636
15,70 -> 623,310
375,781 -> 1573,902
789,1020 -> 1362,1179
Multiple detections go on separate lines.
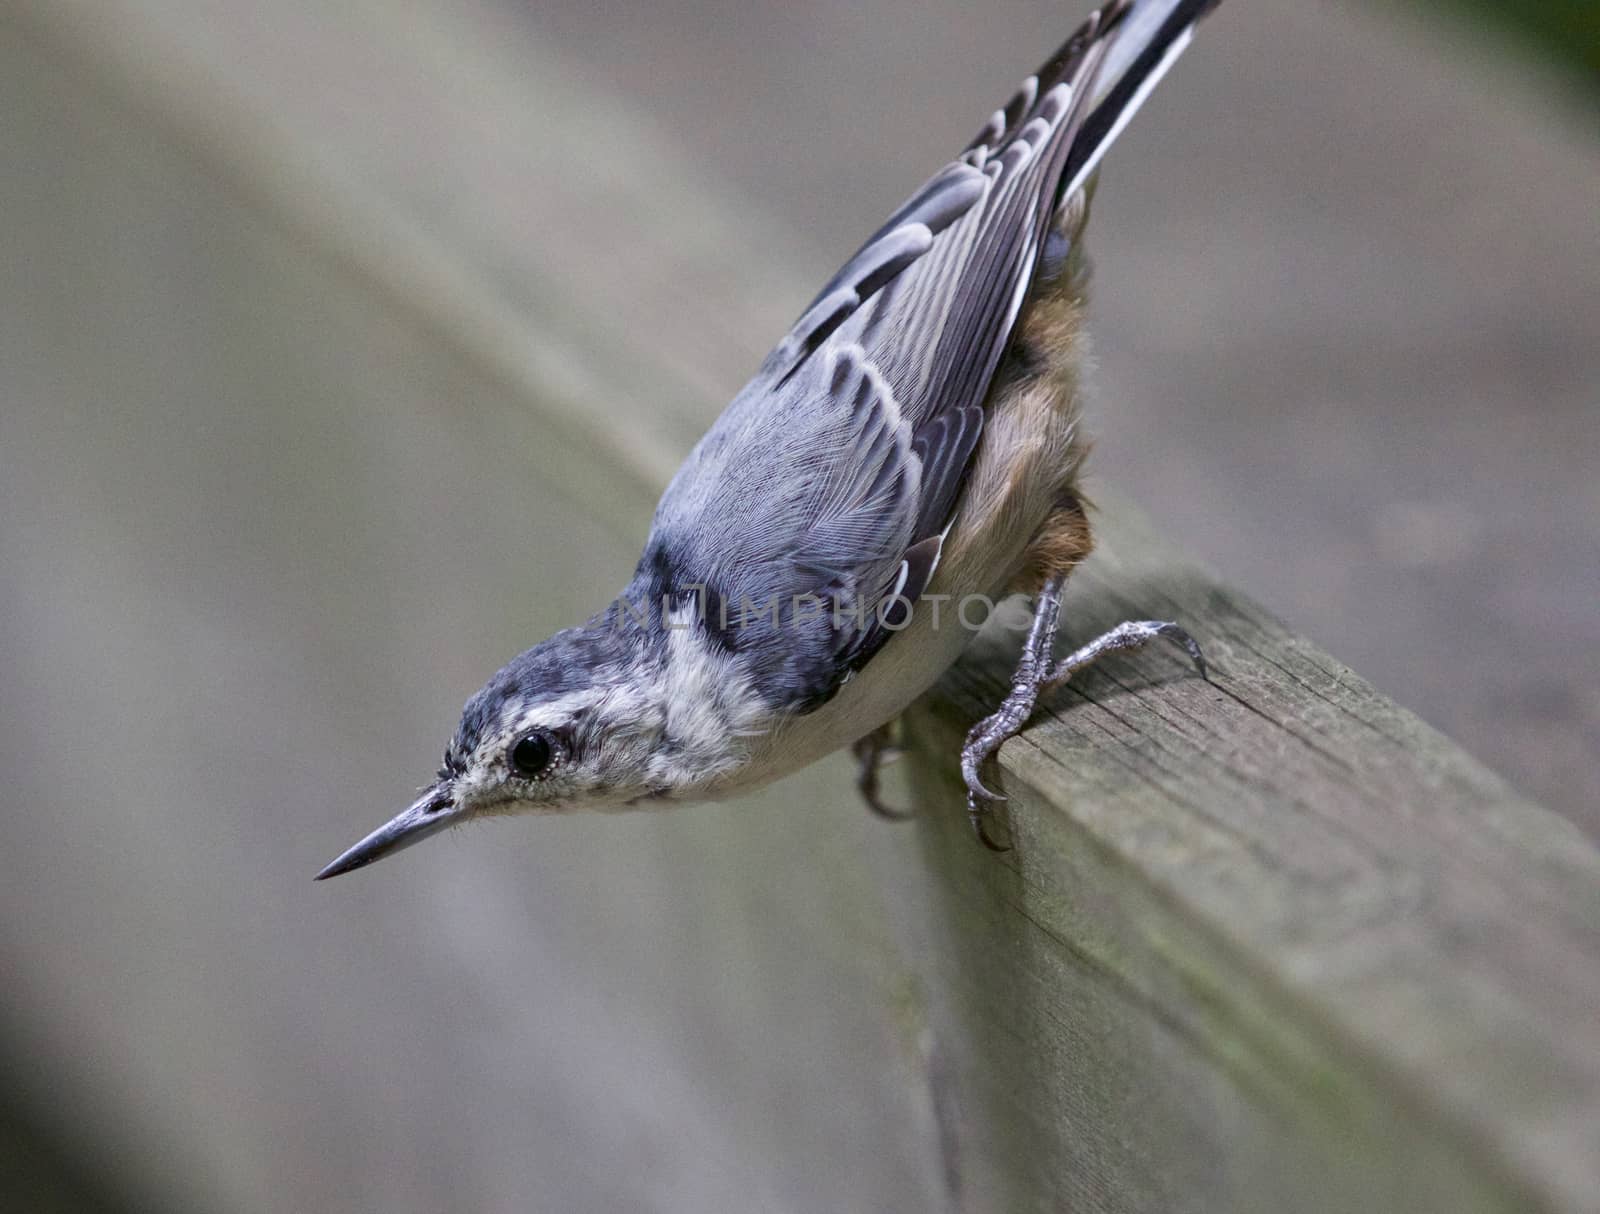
961,740 -> 1012,849
854,727 -> 916,821
961,716 -> 1013,806
864,793 -> 916,822
961,762 -> 1008,805
966,797 -> 1012,852
1154,621 -> 1209,680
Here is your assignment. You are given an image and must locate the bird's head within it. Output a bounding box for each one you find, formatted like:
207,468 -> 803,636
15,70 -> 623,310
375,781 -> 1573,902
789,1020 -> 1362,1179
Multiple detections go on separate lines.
315,619 -> 675,879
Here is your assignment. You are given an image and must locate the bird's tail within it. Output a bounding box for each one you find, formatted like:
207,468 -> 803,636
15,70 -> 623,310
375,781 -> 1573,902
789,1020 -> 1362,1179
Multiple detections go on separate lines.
1058,0 -> 1221,202
971,1 -> 1221,229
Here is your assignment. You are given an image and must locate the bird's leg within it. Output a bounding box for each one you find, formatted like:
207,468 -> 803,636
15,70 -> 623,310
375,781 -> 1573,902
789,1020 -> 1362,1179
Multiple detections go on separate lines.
960,574 -> 1066,849
960,576 -> 1206,850
852,721 -> 914,821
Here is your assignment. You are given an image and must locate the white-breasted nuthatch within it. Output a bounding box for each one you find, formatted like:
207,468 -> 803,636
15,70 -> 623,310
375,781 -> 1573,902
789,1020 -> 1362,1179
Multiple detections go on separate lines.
318,0 -> 1220,878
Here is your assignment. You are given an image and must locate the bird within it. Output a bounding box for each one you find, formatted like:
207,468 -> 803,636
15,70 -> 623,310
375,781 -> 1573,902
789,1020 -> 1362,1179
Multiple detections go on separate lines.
317,0 -> 1219,879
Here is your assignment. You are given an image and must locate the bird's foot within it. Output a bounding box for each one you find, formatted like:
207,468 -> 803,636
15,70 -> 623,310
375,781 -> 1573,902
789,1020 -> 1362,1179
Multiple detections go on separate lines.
852,722 -> 914,821
960,680 -> 1040,852
961,607 -> 1207,851
1044,619 -> 1207,689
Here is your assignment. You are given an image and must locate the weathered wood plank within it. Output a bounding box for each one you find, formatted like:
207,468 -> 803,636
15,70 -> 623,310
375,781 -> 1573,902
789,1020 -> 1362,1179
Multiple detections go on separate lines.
893,507 -> 1600,1211
6,2 -> 1599,1213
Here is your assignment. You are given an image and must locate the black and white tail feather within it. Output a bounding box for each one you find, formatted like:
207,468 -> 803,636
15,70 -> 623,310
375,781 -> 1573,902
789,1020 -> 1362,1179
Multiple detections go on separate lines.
644,0 -> 1218,712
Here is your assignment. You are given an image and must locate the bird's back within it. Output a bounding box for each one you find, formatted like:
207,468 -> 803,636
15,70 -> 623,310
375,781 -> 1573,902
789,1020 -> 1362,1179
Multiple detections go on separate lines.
637,0 -> 1218,718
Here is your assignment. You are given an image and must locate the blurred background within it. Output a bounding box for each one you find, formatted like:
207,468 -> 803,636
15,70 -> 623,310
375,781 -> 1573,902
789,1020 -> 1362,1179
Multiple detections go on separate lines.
2,1 -> 1595,1210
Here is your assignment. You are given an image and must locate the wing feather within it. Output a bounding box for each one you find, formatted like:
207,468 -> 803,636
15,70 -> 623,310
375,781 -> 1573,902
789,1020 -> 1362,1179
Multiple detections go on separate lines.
642,0 -> 1221,709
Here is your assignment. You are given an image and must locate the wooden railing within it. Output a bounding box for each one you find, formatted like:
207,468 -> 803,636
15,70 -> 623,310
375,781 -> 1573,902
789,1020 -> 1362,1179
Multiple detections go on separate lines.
9,2 -> 1599,1211
902,507 -> 1600,1211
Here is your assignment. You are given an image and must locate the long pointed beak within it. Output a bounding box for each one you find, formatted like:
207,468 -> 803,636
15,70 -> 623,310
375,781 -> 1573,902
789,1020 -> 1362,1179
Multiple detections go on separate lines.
315,785 -> 457,880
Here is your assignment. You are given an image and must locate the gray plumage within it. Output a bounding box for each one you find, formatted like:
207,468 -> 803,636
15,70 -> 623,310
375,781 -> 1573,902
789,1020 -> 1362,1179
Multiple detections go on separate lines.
318,0 -> 1222,879
637,0 -> 1215,712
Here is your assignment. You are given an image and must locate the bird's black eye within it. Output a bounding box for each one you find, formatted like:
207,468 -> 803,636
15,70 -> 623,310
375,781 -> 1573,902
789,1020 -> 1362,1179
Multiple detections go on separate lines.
509,731 -> 557,778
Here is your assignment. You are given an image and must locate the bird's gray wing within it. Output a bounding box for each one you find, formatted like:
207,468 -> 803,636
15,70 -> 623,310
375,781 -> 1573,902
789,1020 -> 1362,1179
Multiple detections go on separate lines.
640,0 -> 1219,710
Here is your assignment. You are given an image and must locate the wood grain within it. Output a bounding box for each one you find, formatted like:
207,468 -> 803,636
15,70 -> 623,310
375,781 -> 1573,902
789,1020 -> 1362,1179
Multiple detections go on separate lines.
895,506 -> 1600,1211
7,2 -> 1598,1212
